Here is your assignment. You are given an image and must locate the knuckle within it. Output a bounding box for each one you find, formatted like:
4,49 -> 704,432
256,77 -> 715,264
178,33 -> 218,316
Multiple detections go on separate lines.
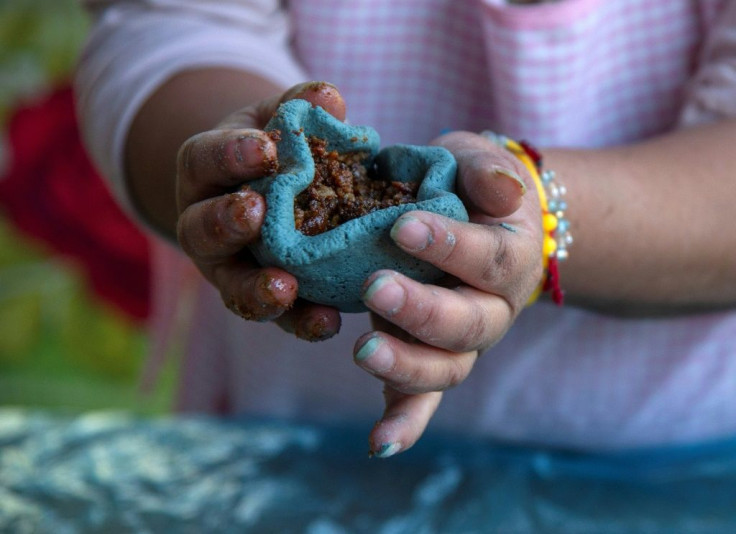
176,134 -> 199,170
403,297 -> 438,339
393,365 -> 430,395
478,232 -> 515,288
430,222 -> 463,268
442,358 -> 468,390
202,199 -> 229,244
179,130 -> 238,177
178,196 -> 256,261
222,293 -> 272,322
219,278 -> 266,322
454,306 -> 490,352
177,203 -> 222,260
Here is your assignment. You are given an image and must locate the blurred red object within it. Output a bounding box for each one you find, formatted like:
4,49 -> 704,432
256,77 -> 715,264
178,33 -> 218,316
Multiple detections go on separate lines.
0,85 -> 151,322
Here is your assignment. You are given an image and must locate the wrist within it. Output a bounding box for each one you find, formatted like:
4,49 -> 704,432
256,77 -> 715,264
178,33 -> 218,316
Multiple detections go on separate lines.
481,132 -> 570,305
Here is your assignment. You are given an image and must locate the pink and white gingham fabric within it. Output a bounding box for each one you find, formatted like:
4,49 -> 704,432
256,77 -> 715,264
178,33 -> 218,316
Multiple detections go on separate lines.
289,0 -> 725,146
77,0 -> 736,449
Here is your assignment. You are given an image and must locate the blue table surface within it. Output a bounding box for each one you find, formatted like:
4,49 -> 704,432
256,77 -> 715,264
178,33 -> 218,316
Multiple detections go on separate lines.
1,408 -> 735,533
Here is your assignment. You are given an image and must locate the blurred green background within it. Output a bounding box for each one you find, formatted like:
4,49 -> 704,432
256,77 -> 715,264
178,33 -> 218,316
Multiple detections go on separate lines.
0,0 -> 173,413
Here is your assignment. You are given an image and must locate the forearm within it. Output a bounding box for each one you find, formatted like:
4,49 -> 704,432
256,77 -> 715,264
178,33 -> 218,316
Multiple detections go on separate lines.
547,119 -> 736,314
124,68 -> 284,238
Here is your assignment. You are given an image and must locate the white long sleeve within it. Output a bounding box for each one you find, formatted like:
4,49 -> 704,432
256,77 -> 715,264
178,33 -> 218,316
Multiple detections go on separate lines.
74,0 -> 308,210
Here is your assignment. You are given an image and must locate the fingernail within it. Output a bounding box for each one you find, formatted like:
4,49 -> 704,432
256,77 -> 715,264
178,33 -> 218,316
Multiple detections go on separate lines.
362,275 -> 405,315
235,133 -> 260,159
354,336 -> 394,373
492,165 -> 527,195
296,314 -> 337,342
290,81 -> 341,105
228,189 -> 263,233
227,133 -> 276,175
371,442 -> 401,459
390,216 -> 433,252
254,272 -> 294,309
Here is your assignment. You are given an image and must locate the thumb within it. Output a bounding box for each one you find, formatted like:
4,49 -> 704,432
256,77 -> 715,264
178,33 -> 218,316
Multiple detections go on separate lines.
433,131 -> 529,218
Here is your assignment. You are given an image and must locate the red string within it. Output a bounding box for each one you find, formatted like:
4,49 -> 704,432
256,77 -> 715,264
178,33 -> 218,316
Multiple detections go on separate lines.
519,139 -> 565,306
544,258 -> 564,306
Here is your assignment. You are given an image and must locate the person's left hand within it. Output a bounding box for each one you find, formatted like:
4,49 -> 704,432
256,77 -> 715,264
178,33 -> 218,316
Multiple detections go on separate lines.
353,131 -> 545,457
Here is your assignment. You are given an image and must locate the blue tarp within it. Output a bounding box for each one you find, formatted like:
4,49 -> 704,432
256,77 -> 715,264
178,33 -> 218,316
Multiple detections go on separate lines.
1,409 -> 735,532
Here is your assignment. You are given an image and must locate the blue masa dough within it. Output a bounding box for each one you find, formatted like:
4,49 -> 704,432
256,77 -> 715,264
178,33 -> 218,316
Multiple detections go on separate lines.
247,99 -> 468,312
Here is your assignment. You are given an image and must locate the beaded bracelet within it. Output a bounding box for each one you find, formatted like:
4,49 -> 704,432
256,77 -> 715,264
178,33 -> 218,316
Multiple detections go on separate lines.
480,131 -> 569,305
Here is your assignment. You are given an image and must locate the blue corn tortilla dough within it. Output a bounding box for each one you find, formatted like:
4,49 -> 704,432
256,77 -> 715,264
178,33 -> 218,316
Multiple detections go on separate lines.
246,99 -> 468,312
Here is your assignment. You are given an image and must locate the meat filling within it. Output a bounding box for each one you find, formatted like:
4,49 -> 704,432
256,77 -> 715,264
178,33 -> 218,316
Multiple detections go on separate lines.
295,137 -> 419,236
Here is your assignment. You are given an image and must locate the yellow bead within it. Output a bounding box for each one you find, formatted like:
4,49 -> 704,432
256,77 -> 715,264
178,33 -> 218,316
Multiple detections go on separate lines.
543,213 -> 558,232
543,236 -> 557,257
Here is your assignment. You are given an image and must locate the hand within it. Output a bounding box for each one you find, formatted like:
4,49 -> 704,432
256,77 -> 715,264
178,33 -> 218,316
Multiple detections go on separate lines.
175,82 -> 347,341
353,131 -> 545,457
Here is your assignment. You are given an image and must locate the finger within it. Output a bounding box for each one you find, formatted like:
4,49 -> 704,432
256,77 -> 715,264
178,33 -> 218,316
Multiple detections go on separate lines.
274,301 -> 342,342
218,81 -> 347,132
177,188 -> 265,262
361,272 -> 511,352
282,81 -> 347,121
178,81 -> 346,210
354,329 -> 477,392
211,263 -> 299,321
389,213 -> 542,308
432,131 -> 529,217
368,388 -> 443,458
177,129 -> 278,211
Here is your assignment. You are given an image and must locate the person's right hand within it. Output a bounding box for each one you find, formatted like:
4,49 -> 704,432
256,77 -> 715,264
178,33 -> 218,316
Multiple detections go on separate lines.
175,81 -> 346,341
